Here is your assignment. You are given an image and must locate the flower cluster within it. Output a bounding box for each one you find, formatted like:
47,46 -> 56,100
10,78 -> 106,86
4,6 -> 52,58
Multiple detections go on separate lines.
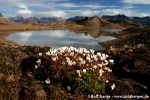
35,46 -> 114,94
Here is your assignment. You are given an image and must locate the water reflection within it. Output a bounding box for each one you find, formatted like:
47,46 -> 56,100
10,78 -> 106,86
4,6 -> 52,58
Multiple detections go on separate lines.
6,30 -> 117,50
72,28 -> 121,38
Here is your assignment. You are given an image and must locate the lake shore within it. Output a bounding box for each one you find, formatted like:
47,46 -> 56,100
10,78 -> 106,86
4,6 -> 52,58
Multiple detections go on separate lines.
100,27 -> 150,49
0,27 -> 150,99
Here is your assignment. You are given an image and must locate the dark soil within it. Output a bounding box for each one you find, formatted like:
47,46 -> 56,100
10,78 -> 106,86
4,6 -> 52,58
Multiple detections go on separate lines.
0,27 -> 150,99
100,27 -> 150,49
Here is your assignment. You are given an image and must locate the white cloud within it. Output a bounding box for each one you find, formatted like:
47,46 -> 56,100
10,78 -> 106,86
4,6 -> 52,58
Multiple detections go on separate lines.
50,10 -> 66,17
18,4 -> 28,9
18,31 -> 33,42
33,10 -> 66,18
65,10 -> 99,18
17,9 -> 32,15
16,4 -> 32,17
56,3 -> 107,9
122,4 -> 137,9
80,11 -> 97,16
82,4 -> 106,9
0,0 -> 69,4
56,3 -> 79,7
0,0 -> 150,18
97,9 -> 149,17
121,0 -> 150,5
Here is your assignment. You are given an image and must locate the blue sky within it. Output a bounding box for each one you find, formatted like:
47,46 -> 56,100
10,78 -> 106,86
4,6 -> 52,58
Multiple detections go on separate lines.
0,0 -> 150,18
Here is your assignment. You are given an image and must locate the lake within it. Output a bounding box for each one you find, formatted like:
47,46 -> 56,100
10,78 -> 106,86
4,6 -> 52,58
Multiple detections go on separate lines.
6,29 -> 121,50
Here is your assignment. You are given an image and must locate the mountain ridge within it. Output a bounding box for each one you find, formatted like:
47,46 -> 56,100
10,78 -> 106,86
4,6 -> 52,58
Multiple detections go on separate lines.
102,14 -> 150,26
8,16 -> 65,23
7,14 -> 150,26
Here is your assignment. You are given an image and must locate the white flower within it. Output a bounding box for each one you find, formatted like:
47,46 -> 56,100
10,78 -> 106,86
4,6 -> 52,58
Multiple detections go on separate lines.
101,54 -> 106,60
74,48 -> 78,53
51,52 -> 57,56
36,59 -> 41,64
45,79 -> 51,84
35,65 -> 38,69
53,49 -> 57,53
76,70 -> 82,77
104,60 -> 109,65
100,57 -> 104,61
109,59 -> 114,64
68,49 -> 71,53
80,60 -> 86,65
69,46 -> 74,51
72,61 -> 76,65
90,55 -> 94,59
83,53 -> 86,56
82,48 -> 86,50
62,46 -> 68,50
66,57 -> 70,62
76,70 -> 80,74
106,80 -> 109,83
99,69 -> 104,76
79,58 -> 83,61
78,74 -> 82,77
70,52 -> 74,56
98,64 -> 102,68
68,61 -> 73,66
86,51 -> 90,54
97,52 -> 101,56
39,53 -> 42,56
111,83 -> 115,90
104,67 -> 108,71
83,49 -> 87,53
102,62 -> 108,66
67,86 -> 71,91
65,48 -> 69,52
79,48 -> 83,54
90,49 -> 94,54
93,65 -> 97,69
46,51 -> 50,55
105,54 -> 109,58
52,57 -> 57,61
62,61 -> 65,65
83,69 -> 86,73
107,68 -> 112,73
93,56 -> 98,61
86,56 -> 91,62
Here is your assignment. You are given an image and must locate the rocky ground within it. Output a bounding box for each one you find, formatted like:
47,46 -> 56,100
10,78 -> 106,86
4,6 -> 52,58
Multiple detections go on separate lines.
0,27 -> 150,100
100,27 -> 150,49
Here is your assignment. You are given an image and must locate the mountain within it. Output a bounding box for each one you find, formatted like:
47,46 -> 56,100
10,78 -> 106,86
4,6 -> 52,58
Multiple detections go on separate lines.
72,16 -> 124,29
66,16 -> 86,21
8,16 -> 25,23
9,16 -> 40,23
0,13 -> 4,17
102,14 -> 130,21
131,16 -> 150,26
3,12 -> 150,26
27,17 -> 41,23
102,14 -> 150,26
40,17 -> 65,22
0,13 -> 16,25
9,16 -> 65,23
21,19 -> 33,24
83,16 -> 106,27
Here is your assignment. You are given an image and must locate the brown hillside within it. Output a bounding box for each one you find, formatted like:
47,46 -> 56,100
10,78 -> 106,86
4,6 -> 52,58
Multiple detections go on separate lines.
101,22 -> 124,29
22,19 -> 32,24
108,20 -> 144,28
73,16 -> 124,29
84,16 -> 105,27
0,17 -> 16,26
